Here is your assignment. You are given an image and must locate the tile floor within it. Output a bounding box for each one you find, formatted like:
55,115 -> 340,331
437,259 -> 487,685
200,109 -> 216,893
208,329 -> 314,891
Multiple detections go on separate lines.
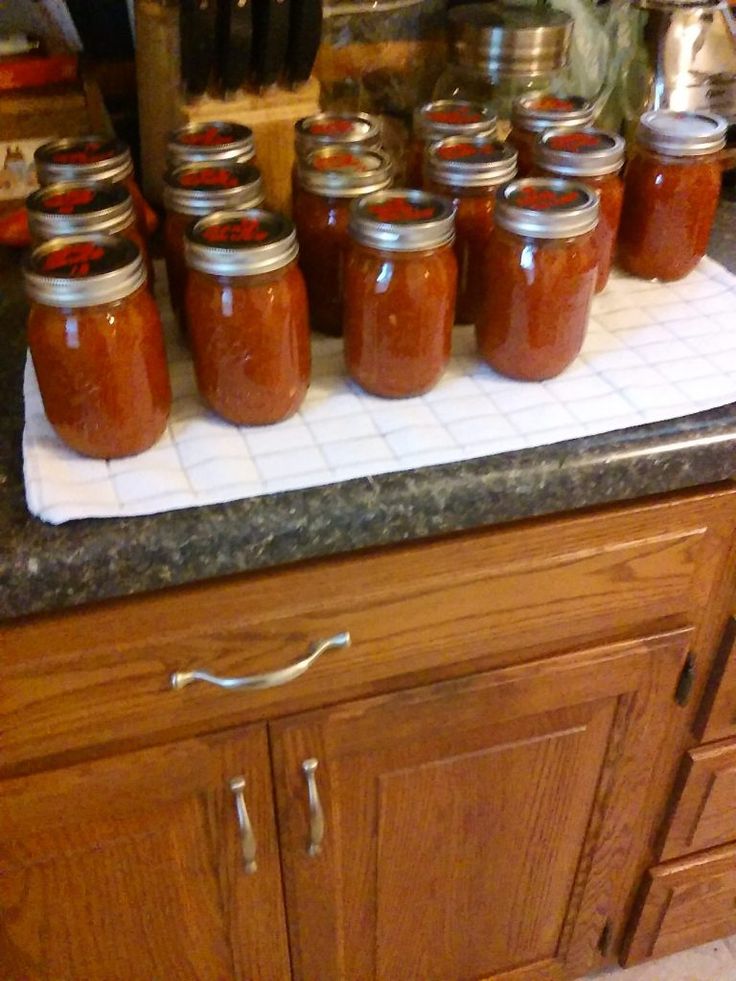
587,936 -> 736,980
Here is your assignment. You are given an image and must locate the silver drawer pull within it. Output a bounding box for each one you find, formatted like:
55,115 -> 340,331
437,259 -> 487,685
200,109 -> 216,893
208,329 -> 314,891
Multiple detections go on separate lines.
229,776 -> 257,874
171,632 -> 351,691
302,758 -> 325,857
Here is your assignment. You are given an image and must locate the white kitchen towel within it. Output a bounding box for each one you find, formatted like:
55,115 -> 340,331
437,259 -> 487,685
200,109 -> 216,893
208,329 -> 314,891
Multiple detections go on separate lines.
23,256 -> 736,525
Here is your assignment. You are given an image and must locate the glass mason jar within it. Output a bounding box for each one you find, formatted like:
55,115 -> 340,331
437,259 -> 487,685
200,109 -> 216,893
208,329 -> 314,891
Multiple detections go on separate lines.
476,178 -> 599,381
293,145 -> 393,336
508,94 -> 596,176
424,135 -> 517,323
344,189 -> 457,397
166,120 -> 256,169
23,234 -> 171,458
407,99 -> 497,187
26,181 -> 154,284
162,162 -> 264,326
34,136 -> 150,243
184,210 -> 310,425
535,128 -> 625,292
294,112 -> 382,161
618,110 -> 727,281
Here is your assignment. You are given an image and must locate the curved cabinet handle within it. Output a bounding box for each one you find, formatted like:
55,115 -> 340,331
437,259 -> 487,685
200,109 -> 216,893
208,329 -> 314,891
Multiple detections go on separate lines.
229,776 -> 257,874
171,632 -> 351,692
302,758 -> 324,857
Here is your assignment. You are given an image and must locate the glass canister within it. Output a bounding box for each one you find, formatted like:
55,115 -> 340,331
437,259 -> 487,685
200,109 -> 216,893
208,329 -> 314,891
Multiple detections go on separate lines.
617,110 -> 727,281
425,135 -> 517,324
166,121 -> 256,168
344,189 -> 457,397
508,94 -> 597,176
184,210 -> 310,425
26,181 -> 154,284
162,162 -> 264,323
293,146 -> 393,336
294,112 -> 382,161
22,235 -> 171,458
476,178 -> 599,381
407,99 -> 498,186
34,136 -> 150,242
535,128 -> 625,292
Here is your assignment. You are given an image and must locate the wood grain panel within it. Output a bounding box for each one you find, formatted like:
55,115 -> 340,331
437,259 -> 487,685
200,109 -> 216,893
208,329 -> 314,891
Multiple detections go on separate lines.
698,617 -> 736,742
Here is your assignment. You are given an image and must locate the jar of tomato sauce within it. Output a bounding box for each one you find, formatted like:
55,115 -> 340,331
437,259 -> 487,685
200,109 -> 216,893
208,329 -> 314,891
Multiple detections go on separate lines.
34,136 -> 150,243
26,181 -> 154,284
425,135 -> 517,324
344,190 -> 457,398
293,146 -> 393,337
507,95 -> 595,176
476,178 -> 599,380
618,110 -> 726,282
162,162 -> 264,324
408,100 -> 497,187
294,112 -> 382,162
166,120 -> 256,168
184,210 -> 310,425
535,128 -> 625,292
23,235 -> 171,458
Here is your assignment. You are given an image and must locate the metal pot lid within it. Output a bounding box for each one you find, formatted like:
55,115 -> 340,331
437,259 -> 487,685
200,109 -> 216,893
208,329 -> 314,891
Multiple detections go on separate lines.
297,147 -> 393,198
26,181 -> 135,239
34,136 -> 134,185
185,210 -> 299,277
163,162 -> 265,216
512,93 -> 596,133
167,121 -> 256,166
535,128 -> 626,176
349,190 -> 455,252
427,137 -> 517,188
295,112 -> 382,156
637,110 -> 727,156
414,100 -> 498,142
448,4 -> 572,78
494,177 -> 599,238
23,234 -> 145,307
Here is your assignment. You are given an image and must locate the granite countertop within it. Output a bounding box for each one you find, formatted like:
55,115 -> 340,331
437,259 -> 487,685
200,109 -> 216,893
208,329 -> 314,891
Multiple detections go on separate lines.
2,192 -> 736,623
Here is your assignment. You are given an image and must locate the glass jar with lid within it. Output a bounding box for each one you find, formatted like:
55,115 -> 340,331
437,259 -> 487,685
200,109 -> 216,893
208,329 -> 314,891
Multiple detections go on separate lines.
184,210 -> 310,425
293,145 -> 393,336
294,112 -> 382,161
166,121 -> 256,169
344,189 -> 457,397
508,94 -> 596,176
618,110 -> 727,281
425,135 -> 517,323
23,234 -> 171,458
162,161 -> 264,326
476,178 -> 599,380
535,128 -> 625,292
407,99 -> 497,186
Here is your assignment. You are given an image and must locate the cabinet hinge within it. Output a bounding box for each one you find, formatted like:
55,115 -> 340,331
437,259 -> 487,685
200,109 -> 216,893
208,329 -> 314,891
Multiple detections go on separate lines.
598,919 -> 613,957
675,653 -> 696,707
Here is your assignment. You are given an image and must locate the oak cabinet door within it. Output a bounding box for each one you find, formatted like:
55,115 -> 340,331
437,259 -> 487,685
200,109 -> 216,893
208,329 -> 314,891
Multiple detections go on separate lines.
0,727 -> 290,981
271,630 -> 690,981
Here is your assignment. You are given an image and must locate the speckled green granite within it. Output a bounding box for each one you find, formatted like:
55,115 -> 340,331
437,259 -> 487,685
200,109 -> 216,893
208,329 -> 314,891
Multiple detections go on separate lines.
2,194 -> 736,622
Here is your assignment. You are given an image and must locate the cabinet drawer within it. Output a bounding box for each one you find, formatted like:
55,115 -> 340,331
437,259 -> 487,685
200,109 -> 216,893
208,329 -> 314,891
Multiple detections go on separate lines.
624,844 -> 736,965
0,495 -> 722,773
660,738 -> 736,860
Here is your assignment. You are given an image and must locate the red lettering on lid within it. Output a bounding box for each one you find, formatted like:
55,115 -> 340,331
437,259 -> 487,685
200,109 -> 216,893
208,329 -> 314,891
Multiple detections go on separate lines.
42,187 -> 96,214
427,108 -> 484,125
511,186 -> 583,211
309,119 -> 355,136
180,126 -> 235,147
41,241 -> 105,277
532,96 -> 578,113
202,218 -> 269,244
548,132 -> 606,152
367,198 -> 437,223
313,152 -> 367,172
51,141 -> 116,164
437,142 -> 498,161
179,167 -> 240,189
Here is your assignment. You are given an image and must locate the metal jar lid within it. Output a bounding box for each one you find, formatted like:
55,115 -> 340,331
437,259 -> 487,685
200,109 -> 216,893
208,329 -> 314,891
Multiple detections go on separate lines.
448,4 -> 572,78
166,120 -> 256,166
414,100 -> 498,142
535,128 -> 626,176
297,147 -> 393,198
34,136 -> 134,185
427,137 -> 517,189
23,234 -> 145,307
636,110 -> 728,157
185,210 -> 299,277
494,178 -> 599,239
163,162 -> 265,216
26,182 -> 135,240
294,112 -> 382,157
349,190 -> 455,252
512,93 -> 596,133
